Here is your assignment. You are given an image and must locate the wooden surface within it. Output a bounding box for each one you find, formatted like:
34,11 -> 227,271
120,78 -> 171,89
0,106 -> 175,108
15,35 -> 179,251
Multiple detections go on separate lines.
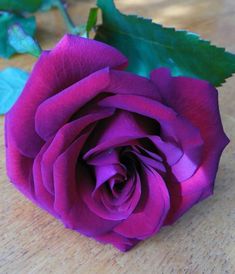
1,0 -> 235,273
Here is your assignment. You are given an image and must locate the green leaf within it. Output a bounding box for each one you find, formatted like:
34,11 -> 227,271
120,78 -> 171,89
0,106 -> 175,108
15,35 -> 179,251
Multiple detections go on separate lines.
0,0 -> 42,13
86,7 -> 99,38
96,0 -> 235,87
0,12 -> 36,58
0,67 -> 29,115
8,24 -> 41,57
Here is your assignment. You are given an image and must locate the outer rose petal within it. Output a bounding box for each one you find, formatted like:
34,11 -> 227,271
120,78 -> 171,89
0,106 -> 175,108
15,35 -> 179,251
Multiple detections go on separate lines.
165,149 -> 227,224
5,116 -> 34,200
150,68 -> 229,223
150,68 -> 228,149
95,231 -> 139,252
33,140 -> 56,215
6,35 -> 127,158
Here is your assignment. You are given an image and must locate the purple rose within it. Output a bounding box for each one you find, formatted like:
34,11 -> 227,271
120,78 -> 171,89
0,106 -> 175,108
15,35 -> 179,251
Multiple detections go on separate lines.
5,35 -> 229,251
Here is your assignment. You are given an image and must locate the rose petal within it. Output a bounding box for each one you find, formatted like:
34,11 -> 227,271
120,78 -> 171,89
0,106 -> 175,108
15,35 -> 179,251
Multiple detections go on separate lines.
41,109 -> 114,194
150,134 -> 203,182
81,168 -> 141,221
103,172 -> 141,208
108,69 -> 162,101
84,110 -> 158,160
107,177 -> 135,204
151,68 -> 229,222
95,231 -> 139,252
150,67 -> 229,154
83,137 -> 139,160
87,149 -> 120,166
99,94 -> 176,120
93,164 -> 126,190
99,94 -> 204,181
6,52 -> 49,158
135,145 -> 163,162
53,134 -> 120,236
88,110 -> 158,148
114,166 -> 170,239
33,140 -> 56,215
165,148 -> 228,224
35,68 -> 111,140
6,144 -> 34,200
148,136 -> 182,165
132,151 -> 166,173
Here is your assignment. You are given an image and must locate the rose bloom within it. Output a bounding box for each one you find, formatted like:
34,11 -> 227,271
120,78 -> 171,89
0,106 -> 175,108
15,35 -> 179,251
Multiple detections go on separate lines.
5,35 -> 229,251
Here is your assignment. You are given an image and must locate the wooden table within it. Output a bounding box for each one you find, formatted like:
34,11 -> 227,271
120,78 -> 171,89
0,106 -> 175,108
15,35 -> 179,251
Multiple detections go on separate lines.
1,1 -> 235,273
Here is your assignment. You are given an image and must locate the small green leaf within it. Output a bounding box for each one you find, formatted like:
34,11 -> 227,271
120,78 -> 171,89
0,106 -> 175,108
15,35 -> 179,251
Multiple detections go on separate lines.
0,67 -> 29,115
0,12 -> 36,59
96,0 -> 235,87
8,24 -> 41,57
0,0 -> 42,13
86,7 -> 99,38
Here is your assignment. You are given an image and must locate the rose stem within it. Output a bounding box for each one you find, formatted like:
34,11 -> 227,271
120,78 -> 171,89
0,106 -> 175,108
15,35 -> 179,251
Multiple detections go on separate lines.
55,0 -> 80,35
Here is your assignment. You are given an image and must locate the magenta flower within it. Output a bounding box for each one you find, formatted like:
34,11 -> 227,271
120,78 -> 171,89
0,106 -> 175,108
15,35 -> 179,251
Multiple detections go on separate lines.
5,35 -> 229,251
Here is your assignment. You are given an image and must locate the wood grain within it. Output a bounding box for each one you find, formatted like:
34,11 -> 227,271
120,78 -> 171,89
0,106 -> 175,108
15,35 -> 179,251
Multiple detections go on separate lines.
0,1 -> 235,273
